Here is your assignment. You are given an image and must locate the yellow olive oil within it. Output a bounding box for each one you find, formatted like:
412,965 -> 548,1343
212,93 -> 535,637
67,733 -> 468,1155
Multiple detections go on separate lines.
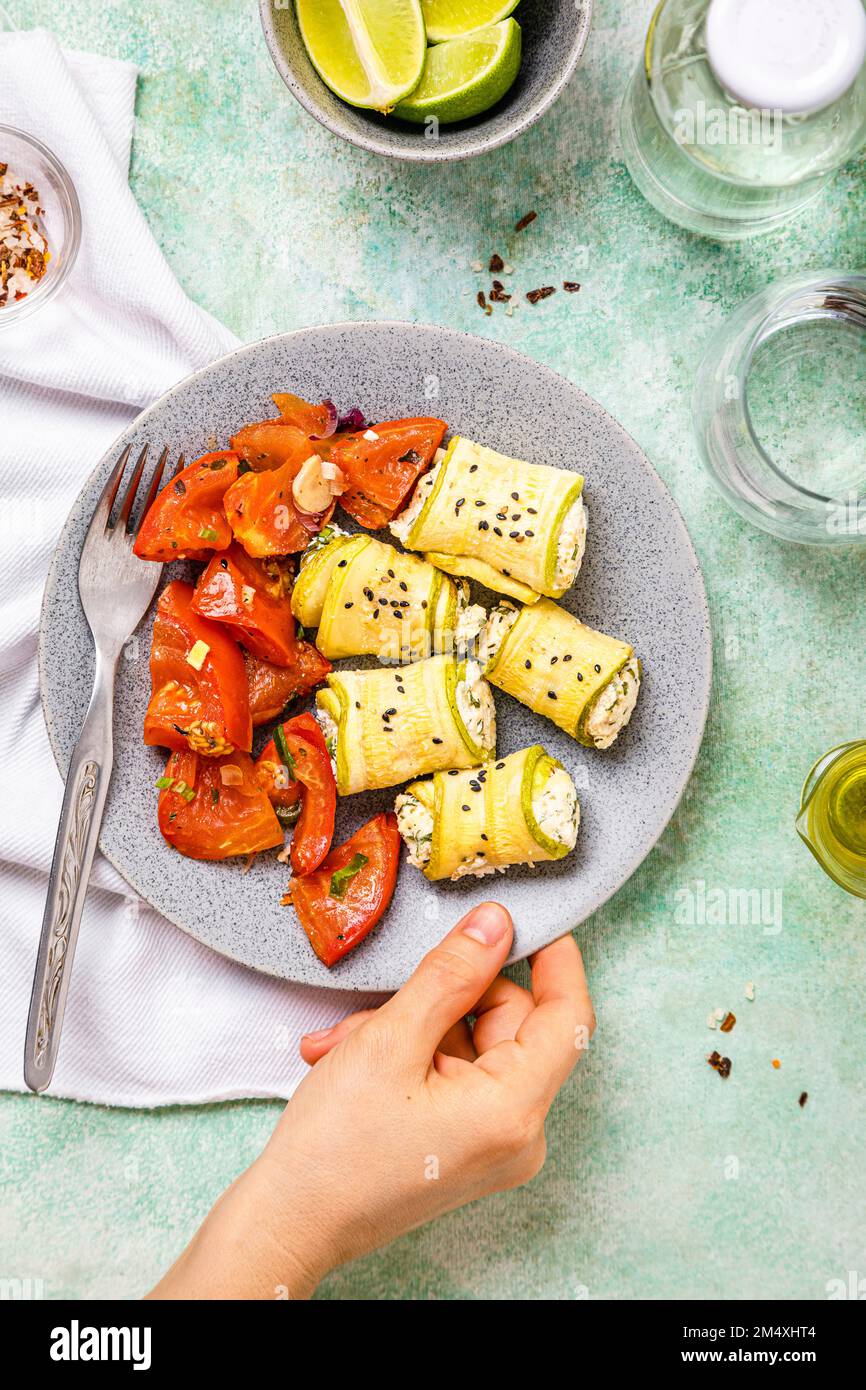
797,742 -> 866,897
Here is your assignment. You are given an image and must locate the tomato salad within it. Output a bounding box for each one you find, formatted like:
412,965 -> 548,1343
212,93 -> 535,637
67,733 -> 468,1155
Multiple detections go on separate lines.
136,392 -> 446,965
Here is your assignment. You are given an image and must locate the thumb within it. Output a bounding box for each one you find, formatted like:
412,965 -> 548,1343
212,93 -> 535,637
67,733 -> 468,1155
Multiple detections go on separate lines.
379,902 -> 513,1068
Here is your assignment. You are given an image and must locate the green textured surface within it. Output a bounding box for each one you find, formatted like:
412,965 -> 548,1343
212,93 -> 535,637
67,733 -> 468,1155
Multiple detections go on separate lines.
3,0 -> 866,1301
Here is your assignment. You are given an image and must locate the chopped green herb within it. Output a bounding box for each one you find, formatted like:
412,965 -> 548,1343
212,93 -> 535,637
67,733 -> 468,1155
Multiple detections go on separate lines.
275,802 -> 302,828
329,853 -> 368,899
154,776 -> 174,790
296,621 -> 306,641
172,779 -> 196,803
237,460 -> 252,475
198,526 -> 219,542
273,724 -> 296,779
211,787 -> 219,805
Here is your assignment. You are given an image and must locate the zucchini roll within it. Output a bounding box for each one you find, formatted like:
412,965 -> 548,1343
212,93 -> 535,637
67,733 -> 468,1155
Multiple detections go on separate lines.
291,526 -> 484,663
315,654 -> 496,795
483,600 -> 641,750
390,436 -> 586,600
396,745 -> 579,882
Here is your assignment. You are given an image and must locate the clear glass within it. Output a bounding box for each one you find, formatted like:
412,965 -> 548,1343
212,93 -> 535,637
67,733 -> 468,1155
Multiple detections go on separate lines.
693,269 -> 866,544
0,125 -> 81,330
620,0 -> 866,239
797,741 -> 866,898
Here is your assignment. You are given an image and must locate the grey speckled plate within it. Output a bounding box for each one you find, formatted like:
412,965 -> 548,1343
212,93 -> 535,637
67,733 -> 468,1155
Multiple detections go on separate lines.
40,323 -> 711,991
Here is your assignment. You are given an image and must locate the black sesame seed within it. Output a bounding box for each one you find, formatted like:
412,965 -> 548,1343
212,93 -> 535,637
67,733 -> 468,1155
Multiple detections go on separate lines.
527,507 -> 538,515
594,664 -> 601,673
338,559 -> 347,567
462,805 -> 470,812
344,602 -> 353,609
525,529 -> 534,537
525,659 -> 532,669
469,780 -> 481,791
475,499 -> 485,507
469,464 -> 478,473
388,569 -> 395,578
511,513 -> 521,521
509,531 -> 519,539
448,769 -> 459,776
511,492 -> 519,501
496,761 -> 505,769
548,691 -> 557,700
421,600 -> 428,609
564,654 -> 572,662
432,737 -> 442,744
394,610 -> 403,620
480,833 -> 488,841
372,609 -> 379,620
496,511 -> 507,520
551,656 -> 559,665
399,581 -> 408,592
397,686 -> 406,695
456,498 -> 465,508
577,672 -> 583,681
478,520 -> 489,531
363,588 -> 373,600
494,527 -> 503,537
355,701 -> 361,709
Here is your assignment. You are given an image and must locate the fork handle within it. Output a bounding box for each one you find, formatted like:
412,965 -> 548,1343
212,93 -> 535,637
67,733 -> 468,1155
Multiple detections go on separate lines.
24,652 -> 117,1093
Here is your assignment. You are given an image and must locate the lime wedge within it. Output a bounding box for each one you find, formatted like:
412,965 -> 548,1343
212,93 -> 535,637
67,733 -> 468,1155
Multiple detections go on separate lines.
421,0 -> 520,43
296,0 -> 426,112
394,19 -> 521,123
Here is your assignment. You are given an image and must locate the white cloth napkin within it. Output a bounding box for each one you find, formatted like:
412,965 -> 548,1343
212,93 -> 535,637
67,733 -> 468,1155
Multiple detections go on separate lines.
0,30 -> 384,1106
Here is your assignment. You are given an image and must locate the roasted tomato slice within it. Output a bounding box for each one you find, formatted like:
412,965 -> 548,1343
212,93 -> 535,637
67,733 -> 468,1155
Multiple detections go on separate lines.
230,421 -> 311,472
191,544 -> 299,666
289,812 -> 401,966
323,417 -> 447,529
144,580 -> 252,755
245,647 -> 331,727
134,452 -> 239,562
271,393 -> 336,438
157,748 -> 282,860
255,712 -> 336,876
223,441 -> 334,556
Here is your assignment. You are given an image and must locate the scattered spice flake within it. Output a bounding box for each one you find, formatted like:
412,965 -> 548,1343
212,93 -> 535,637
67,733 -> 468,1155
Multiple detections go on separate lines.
476,289 -> 492,316
706,1012 -> 718,1030
563,281 -> 581,293
489,252 -> 504,273
514,211 -> 537,232
719,1011 -> 736,1034
707,1050 -> 732,1079
772,1058 -> 781,1069
744,981 -> 755,1000
526,286 -> 556,305
799,1091 -> 808,1108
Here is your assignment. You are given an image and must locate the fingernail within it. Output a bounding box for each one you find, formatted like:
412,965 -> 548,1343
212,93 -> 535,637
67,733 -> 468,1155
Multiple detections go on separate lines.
302,1026 -> 335,1042
461,902 -> 511,947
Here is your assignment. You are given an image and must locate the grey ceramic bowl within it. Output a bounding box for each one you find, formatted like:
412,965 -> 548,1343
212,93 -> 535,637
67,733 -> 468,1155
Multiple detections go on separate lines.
40,322 -> 711,991
259,0 -> 593,162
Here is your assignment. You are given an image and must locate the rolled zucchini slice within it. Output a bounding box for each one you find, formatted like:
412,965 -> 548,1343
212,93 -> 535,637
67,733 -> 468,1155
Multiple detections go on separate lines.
315,654 -> 496,795
483,599 -> 641,749
391,436 -> 586,600
396,745 -> 579,882
292,532 -> 484,663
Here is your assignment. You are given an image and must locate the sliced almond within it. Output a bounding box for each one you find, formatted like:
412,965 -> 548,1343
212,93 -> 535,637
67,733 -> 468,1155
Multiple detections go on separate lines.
185,639 -> 210,671
292,454 -> 332,514
220,763 -> 243,786
241,584 -> 255,607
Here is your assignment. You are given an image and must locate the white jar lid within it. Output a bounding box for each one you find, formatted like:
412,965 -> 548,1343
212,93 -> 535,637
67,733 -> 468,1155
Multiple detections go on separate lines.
706,0 -> 866,114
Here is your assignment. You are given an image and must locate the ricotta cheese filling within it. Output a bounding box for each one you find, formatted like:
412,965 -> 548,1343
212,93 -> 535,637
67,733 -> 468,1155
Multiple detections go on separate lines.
454,580 -> 486,652
554,494 -> 587,590
389,455 -> 442,545
585,656 -> 641,749
454,660 -> 496,752
481,601 -> 520,668
300,522 -> 348,567
315,704 -> 339,772
395,763 -> 579,880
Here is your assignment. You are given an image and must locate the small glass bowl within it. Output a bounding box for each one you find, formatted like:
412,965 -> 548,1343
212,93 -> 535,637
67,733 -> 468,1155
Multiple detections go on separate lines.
0,125 -> 81,330
693,269 -> 866,544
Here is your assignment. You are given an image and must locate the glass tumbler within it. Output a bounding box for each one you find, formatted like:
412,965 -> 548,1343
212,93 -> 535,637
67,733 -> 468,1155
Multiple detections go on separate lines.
693,269 -> 866,544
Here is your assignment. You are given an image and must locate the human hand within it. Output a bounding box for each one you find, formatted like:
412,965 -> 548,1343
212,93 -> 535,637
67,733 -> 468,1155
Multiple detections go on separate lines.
149,902 -> 594,1300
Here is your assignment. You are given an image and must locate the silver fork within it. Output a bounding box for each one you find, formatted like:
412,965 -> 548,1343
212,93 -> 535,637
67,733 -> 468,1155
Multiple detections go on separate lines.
24,444 -> 177,1094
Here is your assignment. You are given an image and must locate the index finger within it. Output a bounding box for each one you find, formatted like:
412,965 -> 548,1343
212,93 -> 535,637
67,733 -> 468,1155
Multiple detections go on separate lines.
478,933 -> 594,1104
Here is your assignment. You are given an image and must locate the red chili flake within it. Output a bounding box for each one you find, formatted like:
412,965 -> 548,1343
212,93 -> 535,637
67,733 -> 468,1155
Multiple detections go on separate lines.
526,286 -> 556,304
707,1050 -> 731,1079
489,282 -> 511,303
515,211 -> 537,232
563,281 -> 581,293
489,252 -> 504,273
799,1091 -> 808,1107
719,1011 -> 736,1033
476,290 -> 492,316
